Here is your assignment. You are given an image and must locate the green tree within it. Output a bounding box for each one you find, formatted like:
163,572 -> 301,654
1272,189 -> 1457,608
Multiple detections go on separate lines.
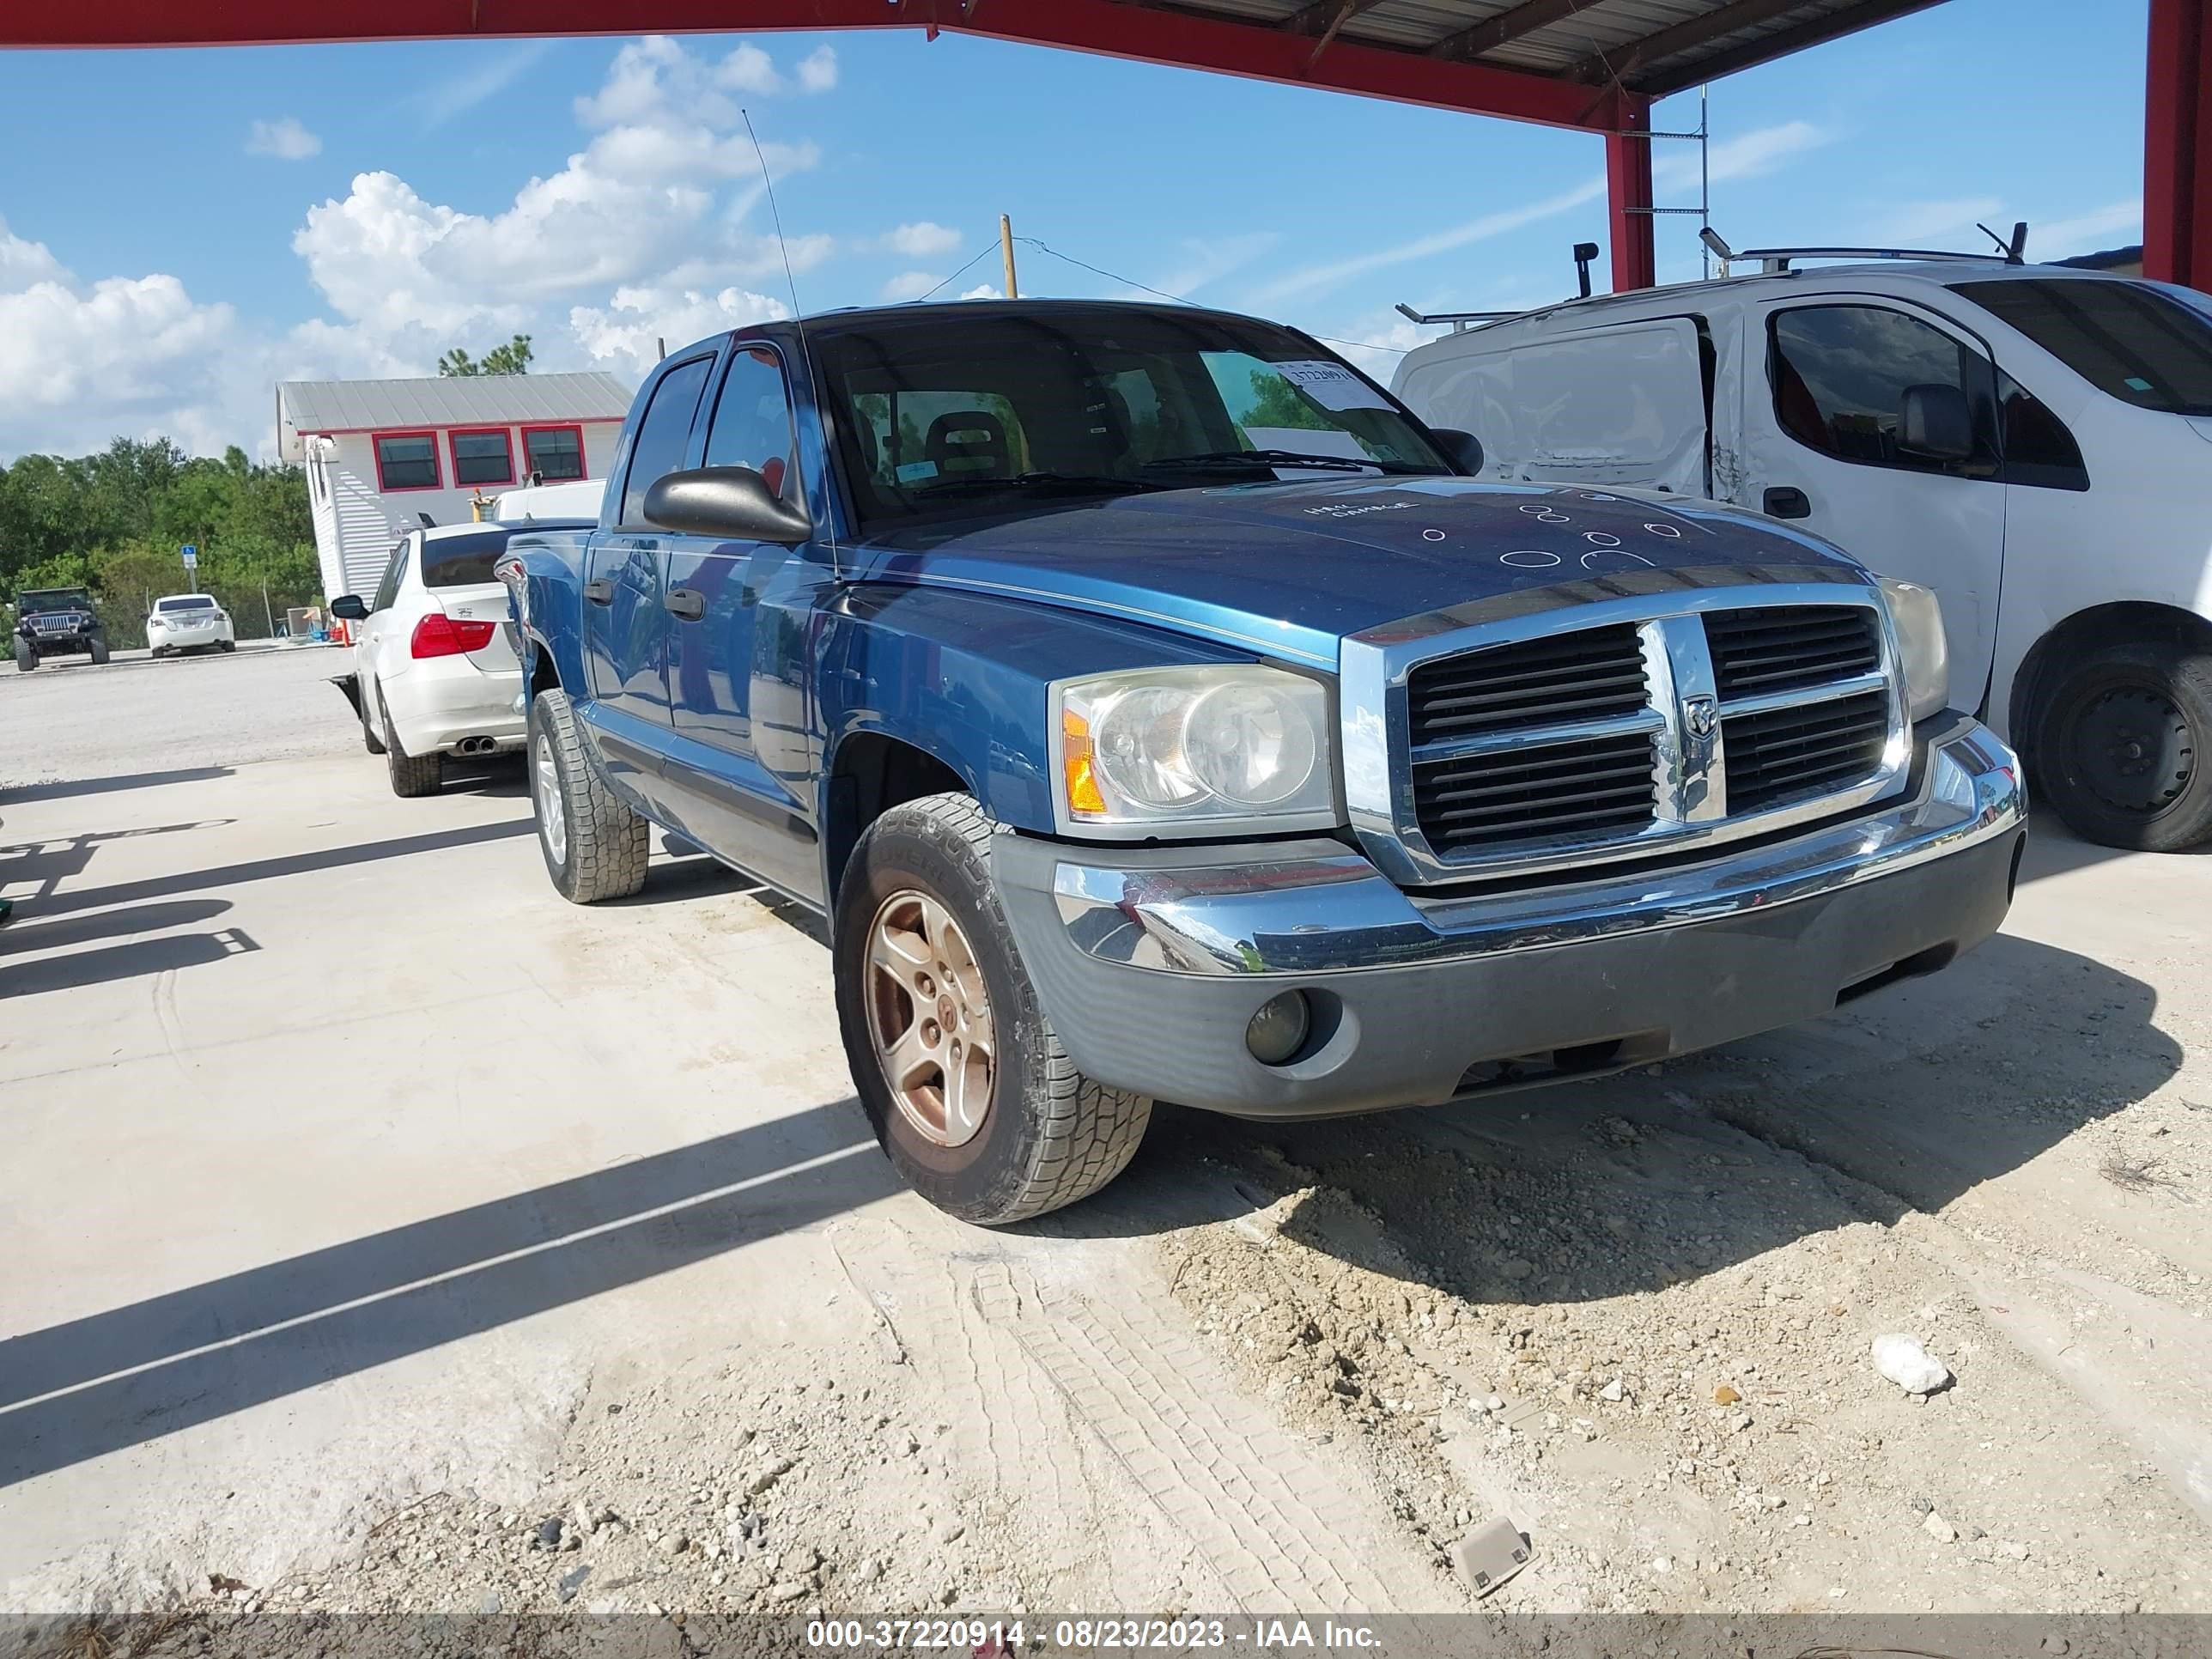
1243,368 -> 1334,434
438,334 -> 533,376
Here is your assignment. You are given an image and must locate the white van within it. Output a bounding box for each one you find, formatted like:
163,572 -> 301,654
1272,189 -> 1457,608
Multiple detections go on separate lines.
1393,254 -> 2212,851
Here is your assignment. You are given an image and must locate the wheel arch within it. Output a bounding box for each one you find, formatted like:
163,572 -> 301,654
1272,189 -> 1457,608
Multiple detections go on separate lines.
820,727 -> 975,905
2010,601 -> 2212,739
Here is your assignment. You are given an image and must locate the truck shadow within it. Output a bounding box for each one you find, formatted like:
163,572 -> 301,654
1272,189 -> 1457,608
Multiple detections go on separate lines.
1043,931 -> 2179,1310
0,1097 -> 895,1489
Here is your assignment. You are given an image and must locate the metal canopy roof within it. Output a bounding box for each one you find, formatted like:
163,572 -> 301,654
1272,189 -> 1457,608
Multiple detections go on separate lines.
1122,0 -> 1948,101
277,373 -> 632,437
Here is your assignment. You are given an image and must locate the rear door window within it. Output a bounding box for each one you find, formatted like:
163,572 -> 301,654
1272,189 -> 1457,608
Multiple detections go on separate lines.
1954,278 -> 2212,416
620,356 -> 715,526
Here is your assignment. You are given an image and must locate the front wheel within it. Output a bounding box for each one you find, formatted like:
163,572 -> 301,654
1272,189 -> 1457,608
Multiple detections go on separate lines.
88,639 -> 110,665
528,689 -> 649,902
2035,639 -> 2212,851
834,793 -> 1152,1225
13,647 -> 33,672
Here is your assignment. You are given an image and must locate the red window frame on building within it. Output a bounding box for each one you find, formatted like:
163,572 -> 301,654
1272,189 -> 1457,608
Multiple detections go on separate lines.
520,423 -> 588,482
448,426 -> 516,488
372,429 -> 443,493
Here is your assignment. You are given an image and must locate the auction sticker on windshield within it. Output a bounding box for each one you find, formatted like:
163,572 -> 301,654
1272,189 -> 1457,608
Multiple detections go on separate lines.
1274,360 -> 1391,411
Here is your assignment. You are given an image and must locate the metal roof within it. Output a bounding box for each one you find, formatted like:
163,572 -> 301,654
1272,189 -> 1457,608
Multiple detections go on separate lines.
1118,0 -> 1950,100
276,372 -> 633,435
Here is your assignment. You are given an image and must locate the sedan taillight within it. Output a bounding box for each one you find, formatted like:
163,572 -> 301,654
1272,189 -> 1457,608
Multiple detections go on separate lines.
410,613 -> 497,658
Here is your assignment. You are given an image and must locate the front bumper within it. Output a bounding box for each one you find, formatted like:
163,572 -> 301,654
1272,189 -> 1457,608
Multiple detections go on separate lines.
993,715 -> 2026,1119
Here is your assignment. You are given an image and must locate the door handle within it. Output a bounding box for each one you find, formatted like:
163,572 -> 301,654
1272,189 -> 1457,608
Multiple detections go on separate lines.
664,587 -> 707,623
1762,486 -> 1812,520
583,579 -> 614,605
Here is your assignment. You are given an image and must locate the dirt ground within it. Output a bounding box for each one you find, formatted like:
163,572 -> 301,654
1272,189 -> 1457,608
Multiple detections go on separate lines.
4,647 -> 2210,1632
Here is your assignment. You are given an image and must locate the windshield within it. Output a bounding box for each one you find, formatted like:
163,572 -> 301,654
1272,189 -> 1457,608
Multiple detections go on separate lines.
18,589 -> 93,615
157,595 -> 217,611
812,307 -> 1452,531
420,527 -> 518,587
1953,278 -> 2212,416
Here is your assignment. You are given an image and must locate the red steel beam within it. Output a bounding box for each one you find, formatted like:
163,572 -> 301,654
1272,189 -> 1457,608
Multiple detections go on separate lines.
2145,0 -> 2212,289
1606,97 -> 1656,292
1,0 -> 1627,130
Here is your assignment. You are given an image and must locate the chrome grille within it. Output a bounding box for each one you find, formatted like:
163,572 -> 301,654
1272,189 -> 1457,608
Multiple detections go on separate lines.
1345,582 -> 1910,886
1707,605 -> 1880,699
1724,690 -> 1891,814
1406,624 -> 1648,744
1413,730 -> 1657,852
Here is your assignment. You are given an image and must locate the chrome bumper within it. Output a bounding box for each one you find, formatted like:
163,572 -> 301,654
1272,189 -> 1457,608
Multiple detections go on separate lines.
1042,716 -> 2022,978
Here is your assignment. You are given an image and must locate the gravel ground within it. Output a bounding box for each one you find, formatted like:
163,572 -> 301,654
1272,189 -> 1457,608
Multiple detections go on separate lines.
0,644 -> 356,789
7,654 -> 2212,1635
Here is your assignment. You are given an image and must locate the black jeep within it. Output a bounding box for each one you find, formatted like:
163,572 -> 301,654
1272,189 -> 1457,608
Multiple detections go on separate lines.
13,587 -> 110,671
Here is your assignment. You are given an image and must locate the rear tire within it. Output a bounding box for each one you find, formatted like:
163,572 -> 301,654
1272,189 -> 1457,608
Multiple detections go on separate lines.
2034,639 -> 2212,851
219,640 -> 236,653
834,792 -> 1152,1225
529,689 -> 650,902
379,689 -> 443,798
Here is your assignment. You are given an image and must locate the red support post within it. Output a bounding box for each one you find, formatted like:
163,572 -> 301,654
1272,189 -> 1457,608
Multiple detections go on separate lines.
2145,0 -> 2212,289
1607,99 -> 1657,293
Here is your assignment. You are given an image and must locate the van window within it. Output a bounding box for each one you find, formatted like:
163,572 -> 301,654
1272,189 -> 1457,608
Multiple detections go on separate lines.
620,356 -> 714,526
1996,369 -> 2089,491
1768,306 -> 1996,476
1954,279 -> 2212,417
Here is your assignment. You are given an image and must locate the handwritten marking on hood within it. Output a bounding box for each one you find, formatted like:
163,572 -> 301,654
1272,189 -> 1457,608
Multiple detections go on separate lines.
1501,550 -> 1563,569
1302,501 -> 1416,520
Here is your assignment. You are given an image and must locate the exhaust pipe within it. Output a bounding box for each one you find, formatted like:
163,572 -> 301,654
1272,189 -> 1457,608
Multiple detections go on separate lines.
454,736 -> 498,756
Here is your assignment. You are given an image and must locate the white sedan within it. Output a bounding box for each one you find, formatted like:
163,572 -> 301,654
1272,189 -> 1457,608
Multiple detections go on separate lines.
330,523 -> 540,797
147,593 -> 236,657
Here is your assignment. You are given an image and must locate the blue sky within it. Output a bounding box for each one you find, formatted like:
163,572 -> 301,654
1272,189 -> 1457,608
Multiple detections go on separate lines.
0,0 -> 2150,458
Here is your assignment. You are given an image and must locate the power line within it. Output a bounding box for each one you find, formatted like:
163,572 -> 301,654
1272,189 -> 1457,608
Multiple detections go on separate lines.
908,245 -> 998,303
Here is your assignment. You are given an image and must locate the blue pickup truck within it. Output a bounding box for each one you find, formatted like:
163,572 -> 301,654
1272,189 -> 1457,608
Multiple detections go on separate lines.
501,299 -> 2027,1225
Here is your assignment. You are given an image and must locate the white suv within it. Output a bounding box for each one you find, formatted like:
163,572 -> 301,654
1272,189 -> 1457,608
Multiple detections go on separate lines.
1395,256 -> 2212,850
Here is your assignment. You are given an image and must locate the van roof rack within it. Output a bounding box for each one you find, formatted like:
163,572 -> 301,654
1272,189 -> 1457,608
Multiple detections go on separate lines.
1703,222 -> 2028,274
1394,303 -> 1526,333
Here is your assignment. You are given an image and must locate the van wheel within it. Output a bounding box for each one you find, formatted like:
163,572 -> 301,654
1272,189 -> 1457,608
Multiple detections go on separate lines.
379,689 -> 444,798
2035,639 -> 2212,851
529,689 -> 650,902
834,792 -> 1152,1225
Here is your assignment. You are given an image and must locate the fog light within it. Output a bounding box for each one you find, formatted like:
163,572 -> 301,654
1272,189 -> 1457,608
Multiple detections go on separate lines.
1245,991 -> 1311,1065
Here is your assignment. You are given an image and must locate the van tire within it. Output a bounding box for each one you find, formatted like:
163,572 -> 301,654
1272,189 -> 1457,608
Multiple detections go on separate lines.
834,792 -> 1152,1225
380,689 -> 444,798
529,689 -> 650,903
2034,638 -> 2212,851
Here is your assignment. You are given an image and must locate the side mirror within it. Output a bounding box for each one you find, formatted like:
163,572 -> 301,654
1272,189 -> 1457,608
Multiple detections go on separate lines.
1431,428 -> 1486,476
329,594 -> 368,621
1898,384 -> 1974,463
643,466 -> 812,545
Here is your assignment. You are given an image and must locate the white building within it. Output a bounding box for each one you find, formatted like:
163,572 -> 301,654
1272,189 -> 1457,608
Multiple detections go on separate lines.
276,373 -> 632,600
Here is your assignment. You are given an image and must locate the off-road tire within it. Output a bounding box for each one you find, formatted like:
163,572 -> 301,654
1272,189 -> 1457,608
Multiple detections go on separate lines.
379,688 -> 444,799
88,638 -> 110,665
529,689 -> 650,903
2034,638 -> 2212,852
834,792 -> 1152,1225
13,647 -> 33,672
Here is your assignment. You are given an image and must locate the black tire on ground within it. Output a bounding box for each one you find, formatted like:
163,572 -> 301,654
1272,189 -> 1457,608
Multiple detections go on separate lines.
361,696 -> 386,754
13,647 -> 33,672
2034,637 -> 2212,852
834,792 -> 1152,1225
151,647 -> 167,659
528,689 -> 650,903
379,689 -> 444,798
88,638 -> 110,665
219,640 -> 236,653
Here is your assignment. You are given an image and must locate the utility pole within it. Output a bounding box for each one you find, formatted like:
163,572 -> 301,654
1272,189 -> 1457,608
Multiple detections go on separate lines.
1000,215 -> 1019,300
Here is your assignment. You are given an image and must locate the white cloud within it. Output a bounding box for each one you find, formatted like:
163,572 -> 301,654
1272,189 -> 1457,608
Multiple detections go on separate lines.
881,222 -> 961,259
416,41 -> 553,128
1251,177 -> 1607,307
796,46 -> 838,93
576,34 -> 831,124
246,117 -> 321,161
958,283 -> 1000,301
1316,310 -> 1432,380
569,282 -> 788,379
2032,200 -> 2142,258
1662,119 -> 1829,190
717,42 -> 782,96
0,218 -> 69,293
1148,232 -> 1280,300
879,270 -> 942,301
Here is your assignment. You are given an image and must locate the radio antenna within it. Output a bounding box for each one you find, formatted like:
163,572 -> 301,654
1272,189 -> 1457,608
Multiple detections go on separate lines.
740,106 -> 838,568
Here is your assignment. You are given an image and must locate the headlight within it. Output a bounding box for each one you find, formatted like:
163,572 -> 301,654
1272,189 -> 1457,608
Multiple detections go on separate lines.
1877,576 -> 1948,722
1055,665 -> 1339,835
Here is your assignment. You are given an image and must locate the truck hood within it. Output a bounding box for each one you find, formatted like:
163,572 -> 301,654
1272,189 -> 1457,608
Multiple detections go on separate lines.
847,477 -> 1863,667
